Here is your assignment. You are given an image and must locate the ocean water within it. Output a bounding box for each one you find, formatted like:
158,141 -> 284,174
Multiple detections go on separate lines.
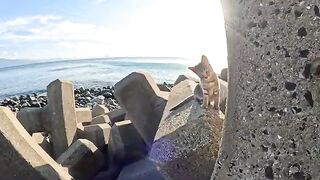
0,57 -> 195,99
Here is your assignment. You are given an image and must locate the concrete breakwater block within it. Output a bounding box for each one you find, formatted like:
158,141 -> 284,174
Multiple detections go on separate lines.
108,120 -> 148,165
57,139 -> 104,180
107,108 -> 126,125
212,0 -> 320,179
0,107 -> 72,180
75,108 -> 92,124
16,107 -> 44,134
92,104 -> 109,118
114,72 -> 168,148
91,114 -> 111,125
46,79 -> 78,159
149,100 -> 224,180
32,132 -> 53,157
16,79 -> 79,159
162,79 -> 198,120
82,123 -> 111,149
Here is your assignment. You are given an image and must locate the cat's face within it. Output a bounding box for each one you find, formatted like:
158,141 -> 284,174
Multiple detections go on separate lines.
188,55 -> 213,79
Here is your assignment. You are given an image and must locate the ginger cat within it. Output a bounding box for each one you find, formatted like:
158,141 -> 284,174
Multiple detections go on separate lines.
188,55 -> 220,109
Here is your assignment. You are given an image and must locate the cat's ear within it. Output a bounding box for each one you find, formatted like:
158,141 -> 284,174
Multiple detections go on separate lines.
201,55 -> 210,65
188,67 -> 196,72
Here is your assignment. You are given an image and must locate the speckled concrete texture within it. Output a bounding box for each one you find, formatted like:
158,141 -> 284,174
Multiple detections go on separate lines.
212,0 -> 320,179
150,100 -> 224,180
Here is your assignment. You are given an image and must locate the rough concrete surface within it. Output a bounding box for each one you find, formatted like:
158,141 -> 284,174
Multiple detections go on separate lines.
16,108 -> 44,133
108,120 -> 147,165
46,79 -> 77,159
75,108 -> 92,123
114,72 -> 168,148
92,104 -> 109,118
57,139 -> 104,180
162,79 -> 197,120
83,123 -> 111,149
213,0 -> 320,179
0,107 -> 72,180
150,100 -> 224,180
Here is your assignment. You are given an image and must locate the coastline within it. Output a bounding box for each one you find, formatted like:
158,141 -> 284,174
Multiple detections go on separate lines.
0,82 -> 173,112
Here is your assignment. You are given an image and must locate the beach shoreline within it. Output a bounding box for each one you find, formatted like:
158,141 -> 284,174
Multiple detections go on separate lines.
0,82 -> 173,112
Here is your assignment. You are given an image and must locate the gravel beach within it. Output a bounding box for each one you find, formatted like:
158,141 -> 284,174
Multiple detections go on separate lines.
0,83 -> 173,112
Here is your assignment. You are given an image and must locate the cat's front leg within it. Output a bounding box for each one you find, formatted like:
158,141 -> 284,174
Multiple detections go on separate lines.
212,91 -> 220,110
202,94 -> 209,108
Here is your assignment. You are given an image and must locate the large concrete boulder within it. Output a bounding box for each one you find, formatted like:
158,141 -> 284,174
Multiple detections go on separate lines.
91,114 -> 111,125
32,132 -> 53,157
45,79 -> 78,159
92,104 -> 109,118
107,108 -> 126,125
81,123 -> 111,149
114,72 -> 168,148
57,139 -> 104,180
108,120 -> 147,165
75,108 -> 92,124
16,107 -> 43,134
0,107 -> 72,180
162,79 -> 198,120
212,0 -> 320,179
149,100 -> 224,180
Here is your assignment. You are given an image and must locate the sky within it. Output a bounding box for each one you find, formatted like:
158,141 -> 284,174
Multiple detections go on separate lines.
0,0 -> 228,70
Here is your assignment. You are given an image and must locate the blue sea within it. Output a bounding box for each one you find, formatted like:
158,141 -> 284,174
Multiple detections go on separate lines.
0,57 -> 195,99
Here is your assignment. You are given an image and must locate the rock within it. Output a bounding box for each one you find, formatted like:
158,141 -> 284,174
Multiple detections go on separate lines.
108,120 -> 147,165
92,104 -> 109,118
21,102 -> 31,108
85,97 -> 92,103
30,101 -> 41,108
114,72 -> 168,148
82,123 -> 111,149
103,92 -> 113,99
92,95 -> 105,105
0,107 -> 72,180
117,158 -> 166,180
57,139 -> 104,180
149,100 -> 224,180
27,95 -> 36,102
107,98 -> 118,106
